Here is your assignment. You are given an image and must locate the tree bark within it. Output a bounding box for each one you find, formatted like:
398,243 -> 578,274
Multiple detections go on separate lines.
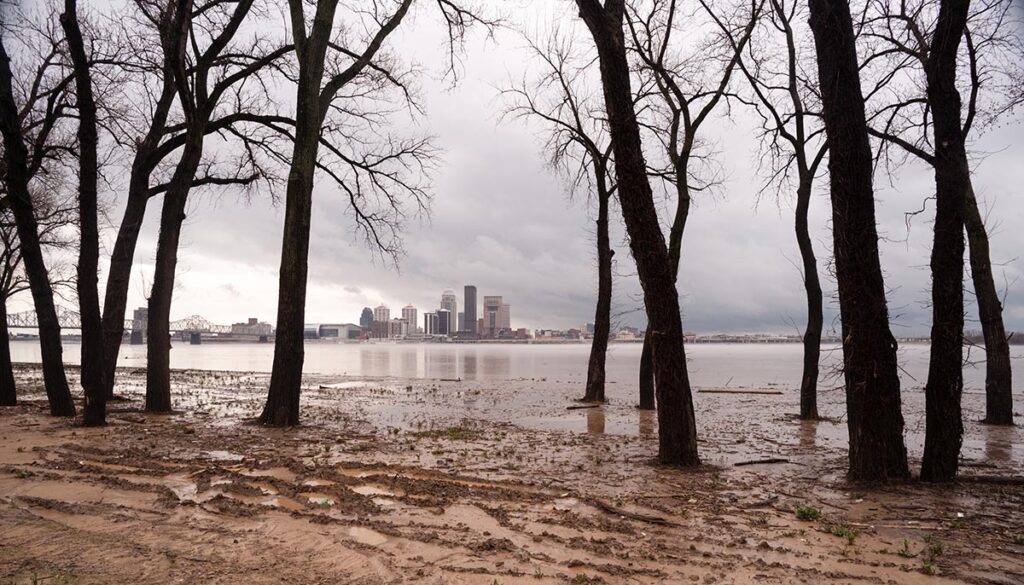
0,300 -> 15,406
577,0 -> 699,466
0,39 -> 75,417
965,182 -> 1014,425
259,21 -> 331,425
796,180 -> 822,420
920,0 -> 970,483
583,173 -> 612,403
62,0 -> 107,426
145,132 -> 203,413
807,0 -> 908,481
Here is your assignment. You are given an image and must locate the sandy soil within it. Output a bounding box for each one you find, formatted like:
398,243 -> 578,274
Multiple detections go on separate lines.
1,363 -> 1022,584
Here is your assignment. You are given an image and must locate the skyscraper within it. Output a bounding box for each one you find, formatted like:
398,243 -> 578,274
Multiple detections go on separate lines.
373,304 -> 390,323
359,307 -> 373,330
481,296 -> 512,338
463,285 -> 477,333
424,312 -> 438,335
437,309 -> 452,335
440,290 -> 457,325
401,305 -> 417,332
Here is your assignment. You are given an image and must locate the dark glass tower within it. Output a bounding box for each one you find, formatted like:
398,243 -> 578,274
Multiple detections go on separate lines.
464,285 -> 477,334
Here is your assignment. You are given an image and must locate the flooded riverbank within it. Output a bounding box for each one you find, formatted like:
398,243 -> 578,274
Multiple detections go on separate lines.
1,363 -> 1021,583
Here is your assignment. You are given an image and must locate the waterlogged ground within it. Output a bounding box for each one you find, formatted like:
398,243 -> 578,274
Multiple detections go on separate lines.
1,363 -> 1022,584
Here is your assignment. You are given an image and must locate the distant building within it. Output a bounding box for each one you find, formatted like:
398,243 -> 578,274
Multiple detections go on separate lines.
423,312 -> 439,335
481,296 -> 511,338
231,317 -> 273,337
440,290 -> 457,326
359,307 -> 373,330
401,305 -> 417,333
463,285 -> 477,334
319,323 -> 362,339
373,304 -> 390,323
457,311 -> 464,332
371,320 -> 391,339
437,309 -> 452,336
304,325 -> 321,339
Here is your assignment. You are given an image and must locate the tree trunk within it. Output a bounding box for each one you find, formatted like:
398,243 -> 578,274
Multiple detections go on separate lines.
795,180 -> 822,420
807,0 -> 908,481
62,0 -> 107,426
583,182 -> 612,403
0,300 -> 16,406
920,0 -> 970,483
577,1 -> 699,466
259,75 -> 322,426
0,39 -> 75,417
965,182 -> 1014,425
100,191 -> 149,398
145,132 -> 203,413
638,329 -> 655,410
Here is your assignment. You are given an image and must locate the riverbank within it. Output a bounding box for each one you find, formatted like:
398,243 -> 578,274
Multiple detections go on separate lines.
1,363 -> 1022,584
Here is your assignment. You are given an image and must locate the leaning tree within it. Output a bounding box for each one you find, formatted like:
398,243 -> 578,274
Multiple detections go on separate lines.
575,0 -> 699,466
626,0 -> 759,411
0,10 -> 77,416
503,29 -> 616,403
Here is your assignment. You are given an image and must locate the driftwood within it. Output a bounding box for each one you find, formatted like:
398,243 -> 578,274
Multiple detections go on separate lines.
697,389 -> 783,395
566,404 -> 601,410
734,458 -> 790,467
591,499 -> 673,525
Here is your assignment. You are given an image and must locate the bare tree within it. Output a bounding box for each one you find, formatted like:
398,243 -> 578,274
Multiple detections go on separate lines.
503,29 -> 616,403
0,11 -> 76,416
626,0 -> 759,410
863,0 -> 1021,427
711,0 -> 828,419
143,0 -> 285,413
61,0 -> 107,425
807,0 -> 909,481
575,0 -> 699,466
259,0 -> 491,426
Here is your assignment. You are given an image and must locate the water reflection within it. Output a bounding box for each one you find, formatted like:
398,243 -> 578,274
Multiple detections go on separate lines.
798,419 -> 819,450
463,352 -> 478,381
982,423 -> 1013,463
637,409 -> 656,438
480,352 -> 510,379
586,408 -> 605,434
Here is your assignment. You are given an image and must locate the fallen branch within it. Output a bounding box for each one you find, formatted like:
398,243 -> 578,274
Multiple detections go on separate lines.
591,499 -> 673,525
566,404 -> 601,410
734,458 -> 791,467
697,389 -> 783,395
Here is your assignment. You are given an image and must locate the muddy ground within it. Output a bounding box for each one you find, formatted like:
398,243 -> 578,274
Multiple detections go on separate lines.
1,363 -> 1022,584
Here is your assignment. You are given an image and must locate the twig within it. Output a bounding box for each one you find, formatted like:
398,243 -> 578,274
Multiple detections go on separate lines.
734,458 -> 791,467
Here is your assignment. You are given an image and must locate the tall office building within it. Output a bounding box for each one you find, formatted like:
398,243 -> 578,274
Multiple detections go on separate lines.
437,309 -> 452,335
457,312 -> 464,332
482,296 -> 511,337
373,304 -> 390,323
463,285 -> 477,333
401,305 -> 417,332
440,290 -> 457,325
359,307 -> 373,330
423,312 -> 439,335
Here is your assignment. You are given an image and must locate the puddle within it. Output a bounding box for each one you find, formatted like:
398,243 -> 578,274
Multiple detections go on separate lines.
347,526 -> 387,546
302,479 -> 336,487
78,459 -> 144,473
299,492 -> 335,506
553,497 -> 579,510
351,483 -> 403,497
239,467 -> 297,482
201,450 -> 244,462
247,481 -> 278,495
268,496 -> 305,512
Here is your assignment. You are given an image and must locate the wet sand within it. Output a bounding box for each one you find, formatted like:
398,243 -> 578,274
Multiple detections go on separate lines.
1,363 -> 1022,584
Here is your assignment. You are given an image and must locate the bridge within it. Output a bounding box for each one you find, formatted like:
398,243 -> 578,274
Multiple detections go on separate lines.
6,306 -> 234,337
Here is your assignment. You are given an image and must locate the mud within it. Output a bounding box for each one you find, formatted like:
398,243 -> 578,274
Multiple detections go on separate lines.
1,362 -> 1022,584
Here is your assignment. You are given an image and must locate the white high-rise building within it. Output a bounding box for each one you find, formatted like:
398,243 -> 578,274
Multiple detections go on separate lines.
373,304 -> 390,323
440,290 -> 457,325
401,305 -> 417,332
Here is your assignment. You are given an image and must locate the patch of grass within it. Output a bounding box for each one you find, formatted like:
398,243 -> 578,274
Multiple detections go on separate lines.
828,524 -> 858,545
898,539 -> 917,558
795,505 -> 821,521
927,541 -> 945,558
921,560 -> 937,576
1014,534 -> 1024,545
572,575 -> 591,584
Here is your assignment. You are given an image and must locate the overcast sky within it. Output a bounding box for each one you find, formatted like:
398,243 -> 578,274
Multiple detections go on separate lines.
8,0 -> 1024,335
